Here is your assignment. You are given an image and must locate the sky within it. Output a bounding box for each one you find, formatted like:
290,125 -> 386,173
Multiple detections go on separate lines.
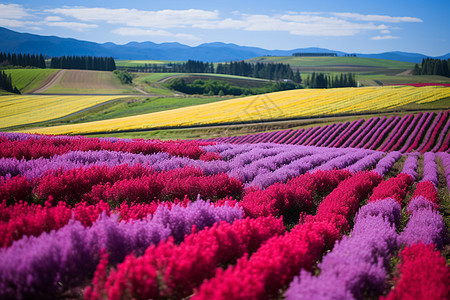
0,0 -> 449,56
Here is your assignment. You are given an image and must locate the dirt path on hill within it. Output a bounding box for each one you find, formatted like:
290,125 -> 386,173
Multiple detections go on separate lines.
32,70 -> 66,93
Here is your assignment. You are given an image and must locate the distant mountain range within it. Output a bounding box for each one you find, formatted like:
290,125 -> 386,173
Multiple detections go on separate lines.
0,27 -> 449,63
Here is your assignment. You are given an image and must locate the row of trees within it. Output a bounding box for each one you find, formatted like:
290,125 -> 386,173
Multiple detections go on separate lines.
50,56 -> 116,71
0,52 -> 46,68
0,71 -> 20,94
413,58 -> 450,77
121,60 -> 301,82
167,78 -> 299,96
216,61 -> 301,82
304,72 -> 357,88
292,53 -> 337,57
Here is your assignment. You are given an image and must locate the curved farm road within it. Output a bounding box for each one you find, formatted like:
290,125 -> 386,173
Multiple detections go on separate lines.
32,70 -> 66,93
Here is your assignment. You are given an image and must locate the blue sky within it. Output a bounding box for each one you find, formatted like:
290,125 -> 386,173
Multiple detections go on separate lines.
1,0 -> 449,56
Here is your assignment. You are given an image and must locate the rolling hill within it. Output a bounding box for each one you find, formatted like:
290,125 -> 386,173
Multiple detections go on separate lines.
13,85 -> 450,135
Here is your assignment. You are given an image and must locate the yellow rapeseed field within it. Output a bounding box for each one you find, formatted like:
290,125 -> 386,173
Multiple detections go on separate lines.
16,85 -> 450,135
0,95 -> 128,128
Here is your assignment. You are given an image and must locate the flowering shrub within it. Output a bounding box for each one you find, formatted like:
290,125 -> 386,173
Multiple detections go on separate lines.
383,243 -> 450,300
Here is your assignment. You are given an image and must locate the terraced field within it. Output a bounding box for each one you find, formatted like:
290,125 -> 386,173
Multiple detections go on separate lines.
16,85 -> 450,135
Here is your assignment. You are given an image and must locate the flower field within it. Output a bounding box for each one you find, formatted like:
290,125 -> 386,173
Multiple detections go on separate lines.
209,110 -> 450,153
0,95 -> 128,129
0,127 -> 449,300
16,85 -> 450,135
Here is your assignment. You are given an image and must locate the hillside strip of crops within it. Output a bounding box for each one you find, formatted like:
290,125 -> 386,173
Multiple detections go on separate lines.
0,95 -> 128,129
206,110 -> 450,153
32,69 -> 135,94
17,85 -> 450,135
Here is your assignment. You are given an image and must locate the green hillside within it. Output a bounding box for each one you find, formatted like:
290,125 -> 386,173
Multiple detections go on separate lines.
4,68 -> 59,93
247,56 -> 415,69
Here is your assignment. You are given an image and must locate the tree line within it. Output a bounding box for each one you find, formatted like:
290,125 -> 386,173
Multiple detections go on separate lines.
120,60 -> 301,82
304,72 -> 357,88
413,58 -> 450,77
50,56 -> 116,71
292,53 -> 337,57
0,71 -> 20,94
0,52 -> 46,68
167,78 -> 300,96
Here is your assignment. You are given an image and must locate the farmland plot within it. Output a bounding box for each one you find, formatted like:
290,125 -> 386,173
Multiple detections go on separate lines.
0,131 -> 448,299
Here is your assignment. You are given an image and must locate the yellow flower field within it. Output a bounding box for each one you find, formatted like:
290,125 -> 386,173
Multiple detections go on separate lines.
16,85 -> 450,135
0,95 -> 128,128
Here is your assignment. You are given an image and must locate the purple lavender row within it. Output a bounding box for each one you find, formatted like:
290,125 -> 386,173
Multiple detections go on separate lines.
0,200 -> 243,299
373,151 -> 403,176
310,123 -> 342,146
286,198 -> 401,300
320,122 -> 348,147
398,113 -> 428,152
228,148 -> 315,183
379,114 -> 413,152
346,151 -> 385,173
249,149 -> 345,188
348,117 -> 379,148
329,119 -> 365,148
416,111 -> 444,152
341,118 -> 375,148
401,152 -> 420,181
431,118 -> 450,152
437,152 -> 450,191
363,116 -> 393,149
391,114 -> 423,151
312,149 -> 367,172
422,152 -> 438,187
405,113 -> 435,152
369,116 -> 400,150
355,116 -> 387,148
398,196 -> 446,249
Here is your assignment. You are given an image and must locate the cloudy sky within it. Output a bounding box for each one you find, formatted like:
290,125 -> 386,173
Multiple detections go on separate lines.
1,0 -> 448,56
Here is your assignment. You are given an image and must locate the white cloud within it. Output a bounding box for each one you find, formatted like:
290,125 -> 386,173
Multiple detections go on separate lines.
39,6 -> 423,39
46,21 -> 98,31
0,18 -> 40,28
46,7 -> 219,29
0,4 -> 31,19
112,27 -> 199,40
371,35 -> 399,40
45,16 -> 64,22
332,12 -> 422,23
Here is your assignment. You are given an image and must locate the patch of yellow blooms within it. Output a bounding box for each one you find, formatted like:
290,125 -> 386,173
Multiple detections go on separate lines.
0,95 -> 128,128
13,85 -> 450,135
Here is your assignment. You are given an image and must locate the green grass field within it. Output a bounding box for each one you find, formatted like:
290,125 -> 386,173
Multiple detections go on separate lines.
4,68 -> 59,93
247,56 -> 415,69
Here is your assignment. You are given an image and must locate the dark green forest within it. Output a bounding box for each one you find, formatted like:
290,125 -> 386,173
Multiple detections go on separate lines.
304,72 -> 357,88
0,52 -> 46,68
0,71 -> 20,94
413,58 -> 450,77
50,56 -> 116,71
167,78 -> 300,96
